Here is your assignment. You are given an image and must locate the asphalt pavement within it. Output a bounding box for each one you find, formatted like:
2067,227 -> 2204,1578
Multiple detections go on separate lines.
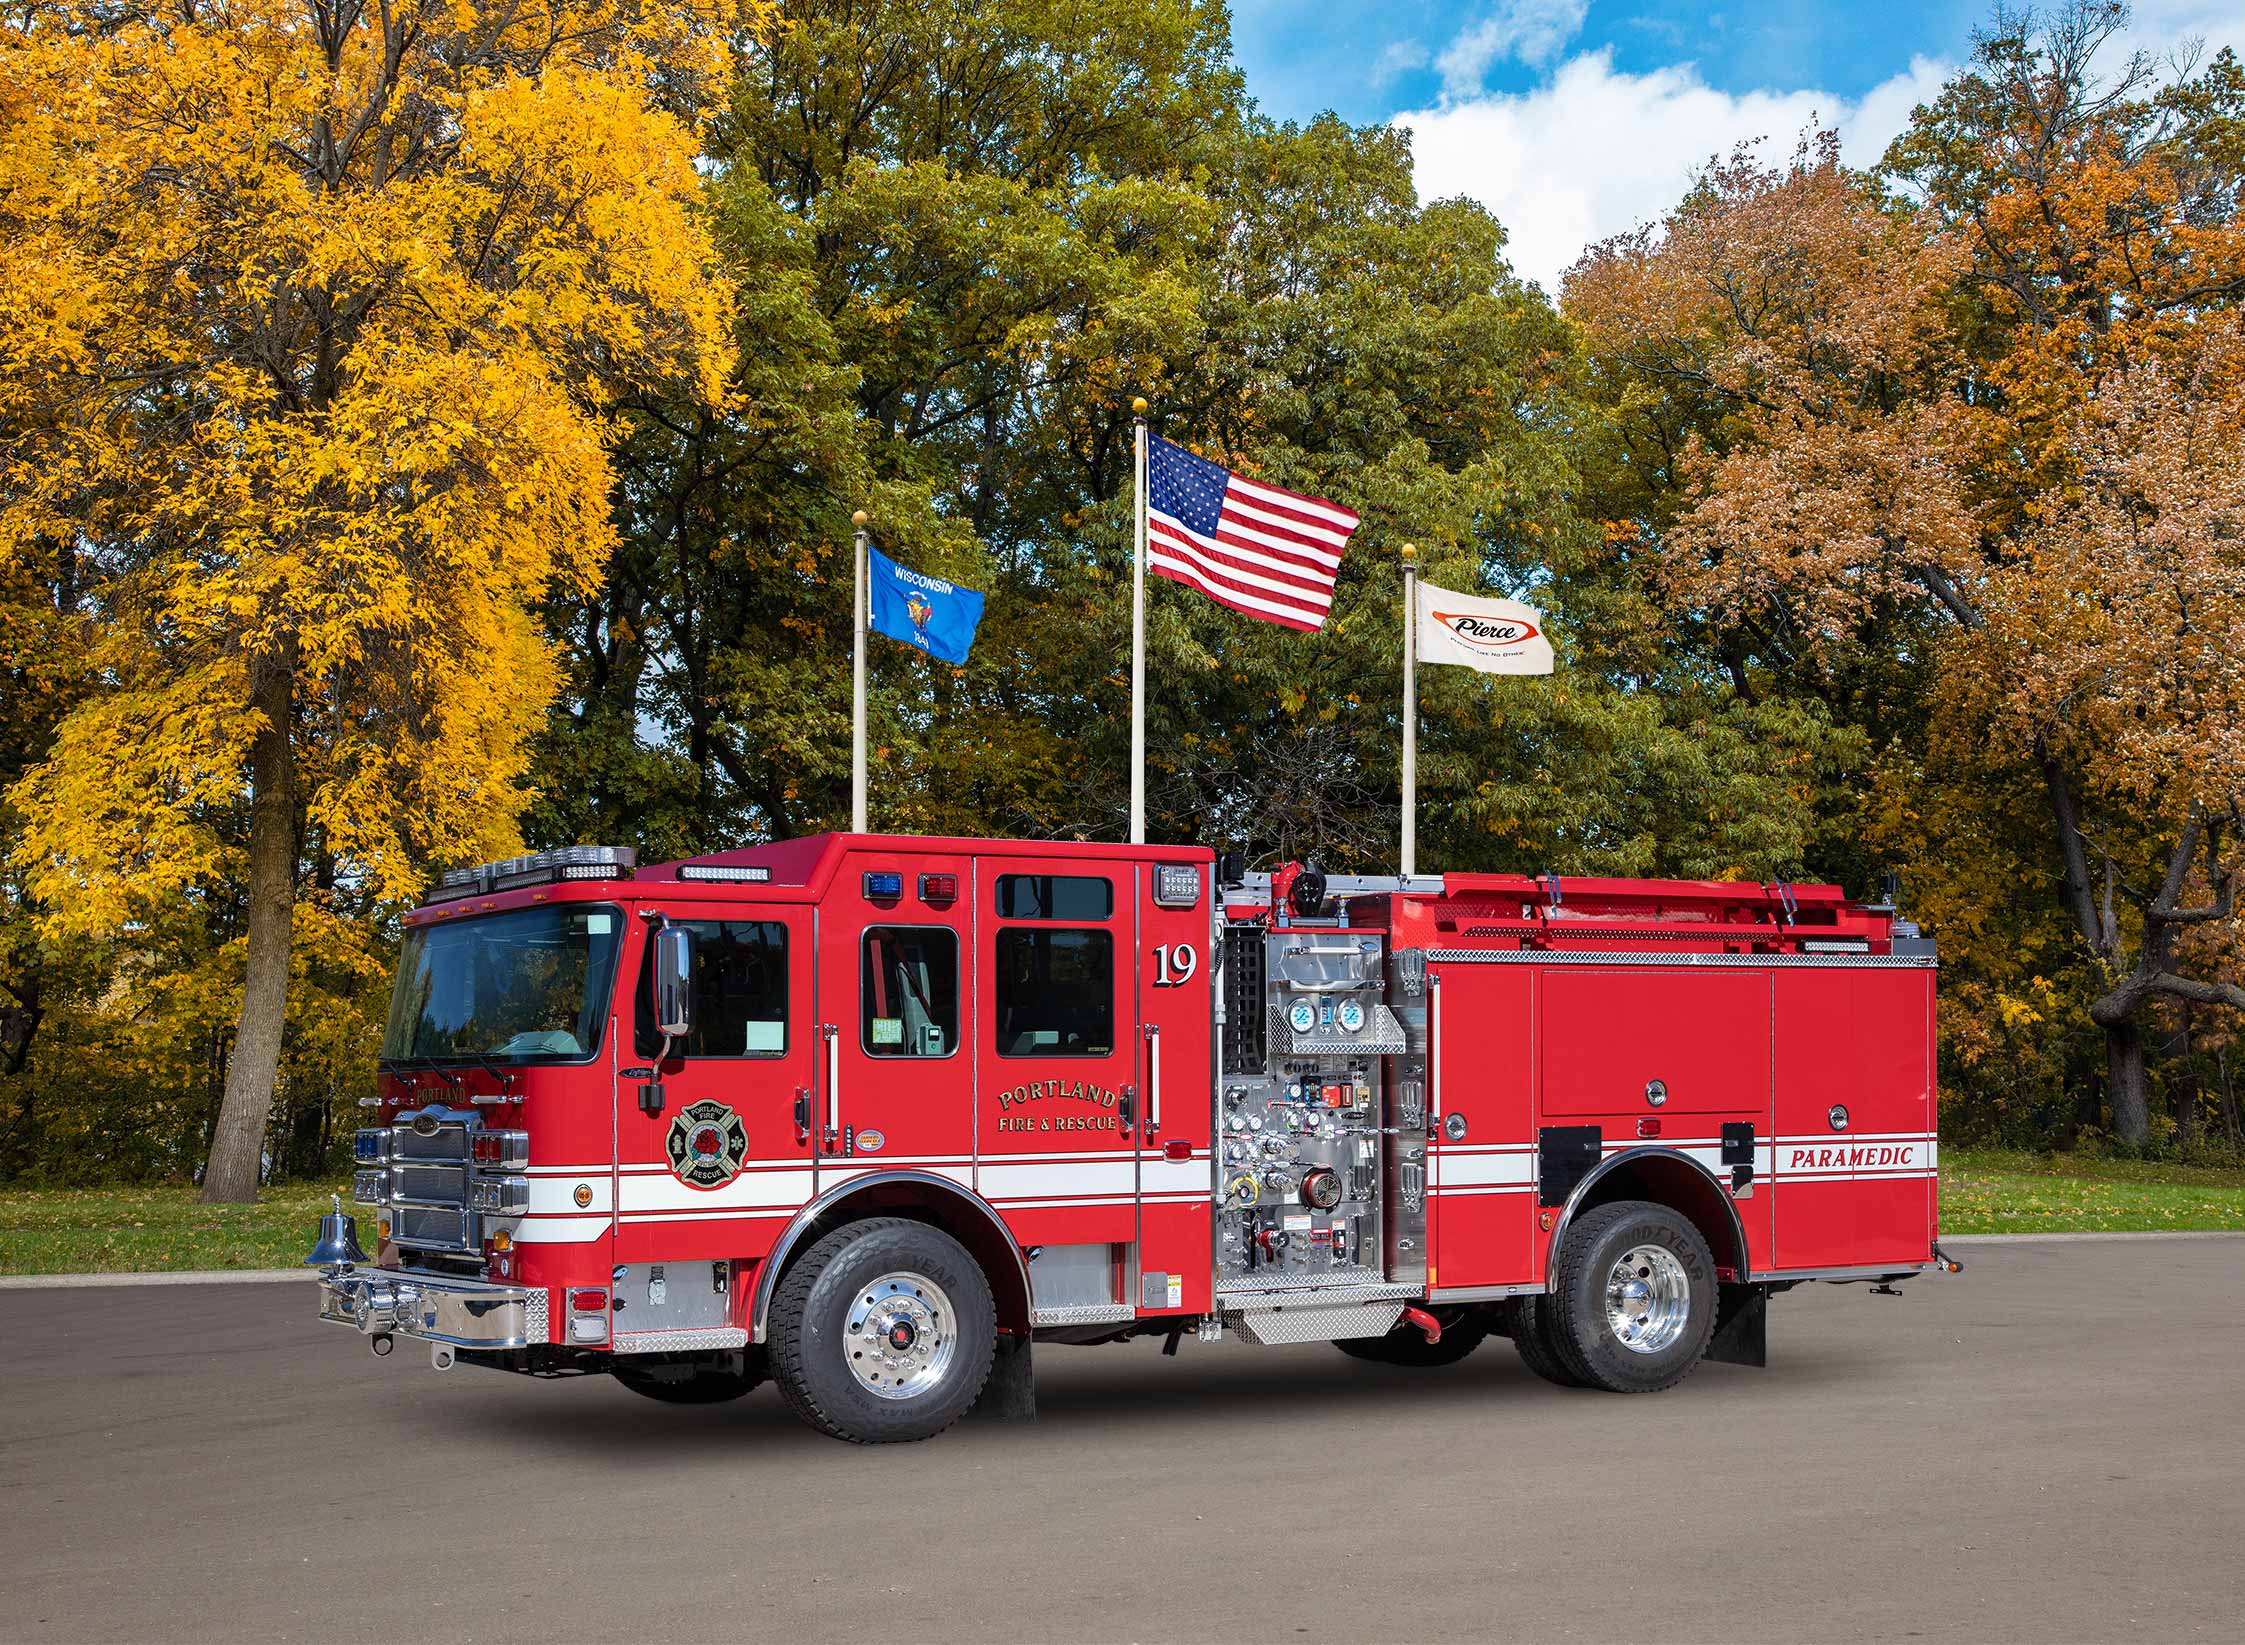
3,1236 -> 2241,1643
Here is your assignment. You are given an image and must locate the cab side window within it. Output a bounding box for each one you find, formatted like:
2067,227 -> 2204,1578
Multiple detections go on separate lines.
636,920 -> 788,1059
994,929 -> 1113,1057
862,927 -> 959,1057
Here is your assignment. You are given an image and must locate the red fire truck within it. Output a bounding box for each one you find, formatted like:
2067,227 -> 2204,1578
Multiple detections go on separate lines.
313,833 -> 1954,1443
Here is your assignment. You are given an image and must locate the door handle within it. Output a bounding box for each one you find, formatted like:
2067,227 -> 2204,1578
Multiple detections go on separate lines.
1117,1085 -> 1136,1138
793,1088 -> 811,1147
1142,1022 -> 1162,1140
821,1024 -> 840,1152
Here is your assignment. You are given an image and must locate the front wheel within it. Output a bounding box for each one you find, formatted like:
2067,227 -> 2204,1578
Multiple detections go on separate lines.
769,1217 -> 996,1443
1546,1200 -> 1717,1393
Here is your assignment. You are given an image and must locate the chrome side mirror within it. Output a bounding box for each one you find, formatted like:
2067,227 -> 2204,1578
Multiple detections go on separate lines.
653,924 -> 695,1040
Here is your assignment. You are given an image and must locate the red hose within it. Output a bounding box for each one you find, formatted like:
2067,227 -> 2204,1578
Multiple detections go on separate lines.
1400,1304 -> 1442,1345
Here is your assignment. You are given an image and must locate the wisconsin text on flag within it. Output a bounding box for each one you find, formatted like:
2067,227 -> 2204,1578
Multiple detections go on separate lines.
1146,434 -> 1360,632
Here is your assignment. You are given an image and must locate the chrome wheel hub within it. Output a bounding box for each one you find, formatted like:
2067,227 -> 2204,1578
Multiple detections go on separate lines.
1605,1244 -> 1690,1355
845,1271 -> 956,1400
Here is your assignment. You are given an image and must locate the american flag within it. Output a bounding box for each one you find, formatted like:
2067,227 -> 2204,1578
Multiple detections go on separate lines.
1146,435 -> 1359,632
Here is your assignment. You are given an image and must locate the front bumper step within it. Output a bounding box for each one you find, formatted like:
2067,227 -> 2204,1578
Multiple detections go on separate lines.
318,1269 -> 548,1350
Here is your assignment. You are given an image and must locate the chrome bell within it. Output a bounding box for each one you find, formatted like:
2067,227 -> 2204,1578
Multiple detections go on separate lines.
303,1194 -> 368,1271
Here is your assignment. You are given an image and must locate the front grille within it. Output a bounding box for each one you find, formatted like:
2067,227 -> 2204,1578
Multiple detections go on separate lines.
394,1163 -> 468,1203
396,1204 -> 473,1250
392,1125 -> 469,1161
378,1111 -> 489,1255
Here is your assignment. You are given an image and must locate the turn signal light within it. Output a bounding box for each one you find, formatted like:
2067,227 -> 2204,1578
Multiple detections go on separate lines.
568,1288 -> 608,1313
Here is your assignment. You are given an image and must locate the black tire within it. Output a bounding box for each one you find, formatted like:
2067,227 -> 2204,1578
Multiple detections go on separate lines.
769,1217 -> 996,1443
613,1354 -> 766,1405
1505,1294 -> 1587,1388
1334,1309 -> 1490,1367
1546,1199 -> 1717,1394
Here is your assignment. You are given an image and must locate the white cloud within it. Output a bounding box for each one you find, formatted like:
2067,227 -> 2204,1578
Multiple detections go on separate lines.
1371,37 -> 1432,92
1401,7 -> 2245,297
1436,1 -> 1591,99
1402,49 -> 1948,294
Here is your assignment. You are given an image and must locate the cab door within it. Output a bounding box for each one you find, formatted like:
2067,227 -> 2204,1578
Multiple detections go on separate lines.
815,849 -> 975,1189
613,904 -> 816,1263
974,859 -> 1139,1277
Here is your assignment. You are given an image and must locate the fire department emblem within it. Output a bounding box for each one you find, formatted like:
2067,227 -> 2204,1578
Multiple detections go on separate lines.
665,1100 -> 749,1189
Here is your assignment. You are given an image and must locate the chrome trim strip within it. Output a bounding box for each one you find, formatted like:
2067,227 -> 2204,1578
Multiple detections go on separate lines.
1755,1262 -> 1930,1284
613,1326 -> 751,1354
1544,1145 -> 1753,1292
1427,949 -> 1935,968
1031,1302 -> 1136,1327
746,1169 -> 1032,1345
1427,1282 -> 1543,1302
1214,1280 -> 1421,1307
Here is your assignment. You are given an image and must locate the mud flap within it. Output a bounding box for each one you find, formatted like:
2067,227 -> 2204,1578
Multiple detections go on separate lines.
970,1333 -> 1036,1421
1705,1283 -> 1767,1368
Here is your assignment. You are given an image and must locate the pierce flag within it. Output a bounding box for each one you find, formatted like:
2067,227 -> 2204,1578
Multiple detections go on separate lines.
1414,580 -> 1554,674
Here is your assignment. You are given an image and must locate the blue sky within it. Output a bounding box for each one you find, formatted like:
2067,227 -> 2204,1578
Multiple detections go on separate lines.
1226,1 -> 2245,292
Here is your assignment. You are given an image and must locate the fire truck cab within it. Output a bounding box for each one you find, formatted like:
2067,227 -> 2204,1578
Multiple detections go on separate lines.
315,833 -> 1947,1443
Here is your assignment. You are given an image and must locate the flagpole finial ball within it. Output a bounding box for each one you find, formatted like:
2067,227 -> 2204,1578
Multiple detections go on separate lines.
1132,397 -> 1149,415
851,510 -> 868,528
1401,541 -> 1417,561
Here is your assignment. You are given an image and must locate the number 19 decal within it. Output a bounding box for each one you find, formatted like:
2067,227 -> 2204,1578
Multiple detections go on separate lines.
1152,943 -> 1198,986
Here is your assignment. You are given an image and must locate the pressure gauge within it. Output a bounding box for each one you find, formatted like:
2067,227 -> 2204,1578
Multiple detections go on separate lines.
1287,1000 -> 1317,1034
1228,1113 -> 1247,1132
1336,999 -> 1367,1034
1248,1114 -> 1264,1132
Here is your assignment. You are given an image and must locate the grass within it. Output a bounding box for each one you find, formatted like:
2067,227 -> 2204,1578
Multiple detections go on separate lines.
1938,1147 -> 2245,1235
0,1182 -> 347,1275
1,1151 -> 2241,1273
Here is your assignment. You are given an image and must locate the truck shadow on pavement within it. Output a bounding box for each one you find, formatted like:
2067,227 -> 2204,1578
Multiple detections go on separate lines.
440,1338 -> 1879,1456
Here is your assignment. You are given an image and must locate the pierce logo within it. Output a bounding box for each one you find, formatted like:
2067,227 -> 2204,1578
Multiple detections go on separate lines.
665,1099 -> 749,1188
1433,611 -> 1541,650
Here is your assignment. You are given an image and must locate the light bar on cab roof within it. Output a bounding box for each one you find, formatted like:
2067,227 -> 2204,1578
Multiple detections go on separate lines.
676,862 -> 772,883
427,845 -> 637,903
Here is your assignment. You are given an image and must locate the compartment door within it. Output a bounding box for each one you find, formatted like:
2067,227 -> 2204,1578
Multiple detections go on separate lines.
1773,968 -> 1936,1270
1426,963 -> 1536,1290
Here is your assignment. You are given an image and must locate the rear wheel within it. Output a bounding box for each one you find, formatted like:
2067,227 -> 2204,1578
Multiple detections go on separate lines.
1334,1309 -> 1489,1367
769,1217 -> 996,1443
1546,1200 -> 1716,1393
1505,1294 -> 1586,1388
613,1353 -> 765,1405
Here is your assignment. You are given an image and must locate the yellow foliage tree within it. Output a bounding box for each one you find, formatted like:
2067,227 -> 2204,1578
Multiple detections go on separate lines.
0,1 -> 750,1199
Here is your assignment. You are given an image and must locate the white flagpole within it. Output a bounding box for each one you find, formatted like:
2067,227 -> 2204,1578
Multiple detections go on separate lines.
1401,541 -> 1418,878
1130,397 -> 1149,845
851,509 -> 869,834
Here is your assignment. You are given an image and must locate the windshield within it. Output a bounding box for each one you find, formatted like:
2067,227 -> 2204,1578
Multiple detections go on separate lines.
381,904 -> 623,1064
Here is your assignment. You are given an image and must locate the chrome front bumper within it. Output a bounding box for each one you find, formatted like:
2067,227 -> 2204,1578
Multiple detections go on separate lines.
317,1268 -> 549,1350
